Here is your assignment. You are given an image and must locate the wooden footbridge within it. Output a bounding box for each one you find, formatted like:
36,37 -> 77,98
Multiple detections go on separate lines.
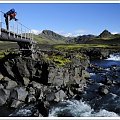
0,10 -> 35,51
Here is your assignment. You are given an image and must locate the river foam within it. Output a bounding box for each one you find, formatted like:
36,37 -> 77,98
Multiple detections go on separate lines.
49,100 -> 119,117
106,53 -> 120,61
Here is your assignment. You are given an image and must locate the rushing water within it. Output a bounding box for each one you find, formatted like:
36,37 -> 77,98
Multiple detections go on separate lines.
91,53 -> 120,68
49,100 -> 119,117
49,53 -> 120,117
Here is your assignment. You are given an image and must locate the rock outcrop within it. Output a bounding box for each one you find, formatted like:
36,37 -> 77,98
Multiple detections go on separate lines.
0,49 -> 90,116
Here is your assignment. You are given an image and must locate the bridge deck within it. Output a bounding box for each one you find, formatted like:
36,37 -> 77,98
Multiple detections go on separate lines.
0,28 -> 32,43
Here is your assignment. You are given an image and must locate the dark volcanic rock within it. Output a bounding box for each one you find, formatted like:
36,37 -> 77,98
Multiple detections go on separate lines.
2,77 -> 17,89
0,49 -> 91,116
10,87 -> 28,102
54,90 -> 67,102
0,88 -> 10,106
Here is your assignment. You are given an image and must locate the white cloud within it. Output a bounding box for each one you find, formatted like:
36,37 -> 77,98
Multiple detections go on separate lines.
111,31 -> 119,35
57,29 -> 87,37
31,29 -> 42,35
31,29 -> 87,37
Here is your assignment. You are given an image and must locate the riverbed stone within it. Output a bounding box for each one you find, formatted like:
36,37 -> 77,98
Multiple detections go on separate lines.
99,86 -> 109,95
11,100 -> 23,108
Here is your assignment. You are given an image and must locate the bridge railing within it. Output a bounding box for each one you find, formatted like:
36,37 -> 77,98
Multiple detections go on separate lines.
0,10 -> 33,41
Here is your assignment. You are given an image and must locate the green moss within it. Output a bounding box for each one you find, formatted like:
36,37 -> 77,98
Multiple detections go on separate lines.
54,44 -> 114,51
44,54 -> 71,67
0,50 -> 11,59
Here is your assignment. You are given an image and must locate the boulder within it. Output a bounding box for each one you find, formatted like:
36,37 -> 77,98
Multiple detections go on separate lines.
99,86 -> 109,95
54,90 -> 66,102
3,77 -> 17,89
0,84 -> 4,89
11,100 -> 23,108
27,94 -> 36,103
48,67 -> 64,86
0,88 -> 10,106
30,81 -> 42,89
14,57 -> 30,77
82,70 -> 90,79
3,61 -> 15,78
0,74 -> 4,80
45,92 -> 55,102
28,87 -> 35,95
10,87 -> 28,102
23,77 -> 30,86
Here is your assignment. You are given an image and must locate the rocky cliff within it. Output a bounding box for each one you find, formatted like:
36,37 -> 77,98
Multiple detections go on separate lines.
0,49 -> 90,116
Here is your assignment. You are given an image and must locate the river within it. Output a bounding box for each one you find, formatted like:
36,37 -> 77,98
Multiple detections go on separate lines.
48,53 -> 120,117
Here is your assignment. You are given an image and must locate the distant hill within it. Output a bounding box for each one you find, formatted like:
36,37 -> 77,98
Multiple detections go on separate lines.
99,30 -> 112,38
33,30 -> 68,44
40,30 -> 67,41
33,29 -> 120,45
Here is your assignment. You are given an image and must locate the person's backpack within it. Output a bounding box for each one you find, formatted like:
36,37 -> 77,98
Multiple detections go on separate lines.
6,9 -> 15,15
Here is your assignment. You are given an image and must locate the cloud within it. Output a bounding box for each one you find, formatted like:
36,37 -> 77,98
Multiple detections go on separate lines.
31,29 -> 87,37
31,29 -> 42,35
111,31 -> 119,35
57,29 -> 87,37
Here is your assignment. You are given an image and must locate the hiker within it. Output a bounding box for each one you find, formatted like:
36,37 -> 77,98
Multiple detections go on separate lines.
4,9 -> 18,30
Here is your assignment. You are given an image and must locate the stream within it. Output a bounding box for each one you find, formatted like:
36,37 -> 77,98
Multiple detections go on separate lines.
49,53 -> 120,117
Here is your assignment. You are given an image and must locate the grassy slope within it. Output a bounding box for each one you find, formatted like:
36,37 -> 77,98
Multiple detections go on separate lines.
34,35 -> 66,45
85,34 -> 120,45
54,44 -> 120,52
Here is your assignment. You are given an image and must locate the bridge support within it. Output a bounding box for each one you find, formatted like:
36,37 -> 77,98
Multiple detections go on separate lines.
17,41 -> 36,58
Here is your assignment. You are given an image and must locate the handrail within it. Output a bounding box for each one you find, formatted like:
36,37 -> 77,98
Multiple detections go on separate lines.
0,10 -> 33,41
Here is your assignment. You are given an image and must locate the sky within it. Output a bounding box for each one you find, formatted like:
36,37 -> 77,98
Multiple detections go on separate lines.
0,3 -> 120,36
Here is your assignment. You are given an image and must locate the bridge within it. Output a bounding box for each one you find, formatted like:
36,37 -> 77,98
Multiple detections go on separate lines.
0,10 -> 35,51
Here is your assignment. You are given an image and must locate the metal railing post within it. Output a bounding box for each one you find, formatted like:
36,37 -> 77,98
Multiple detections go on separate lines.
16,21 -> 18,38
0,11 -> 2,35
21,24 -> 22,39
32,32 -> 33,40
25,28 -> 26,39
13,20 -> 15,38
29,30 -> 30,40
8,16 -> 10,37
30,30 -> 31,40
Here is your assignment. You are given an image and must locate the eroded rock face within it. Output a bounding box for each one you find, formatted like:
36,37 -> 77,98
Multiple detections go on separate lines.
0,50 -> 90,116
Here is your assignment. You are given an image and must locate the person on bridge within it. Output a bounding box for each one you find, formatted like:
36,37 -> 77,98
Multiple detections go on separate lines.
4,9 -> 18,30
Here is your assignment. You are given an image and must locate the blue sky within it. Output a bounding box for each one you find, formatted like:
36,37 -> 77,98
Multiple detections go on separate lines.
0,3 -> 120,36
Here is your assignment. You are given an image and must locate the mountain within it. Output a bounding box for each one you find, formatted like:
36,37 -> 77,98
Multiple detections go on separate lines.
40,30 -> 67,41
99,30 -> 112,38
74,35 -> 96,44
33,29 -> 120,45
33,30 -> 68,44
